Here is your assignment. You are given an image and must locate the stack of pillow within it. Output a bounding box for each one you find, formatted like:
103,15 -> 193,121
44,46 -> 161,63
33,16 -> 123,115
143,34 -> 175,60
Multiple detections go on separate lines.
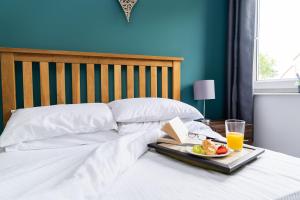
0,98 -> 203,149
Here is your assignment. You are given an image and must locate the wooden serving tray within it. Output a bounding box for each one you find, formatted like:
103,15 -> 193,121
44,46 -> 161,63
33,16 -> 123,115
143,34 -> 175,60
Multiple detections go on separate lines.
148,141 -> 265,174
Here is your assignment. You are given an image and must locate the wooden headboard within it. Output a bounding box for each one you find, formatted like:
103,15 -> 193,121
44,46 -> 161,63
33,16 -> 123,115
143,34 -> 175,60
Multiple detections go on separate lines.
0,47 -> 183,125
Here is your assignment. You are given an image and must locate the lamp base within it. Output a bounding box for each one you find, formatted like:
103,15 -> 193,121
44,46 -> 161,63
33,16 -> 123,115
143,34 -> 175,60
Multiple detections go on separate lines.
199,118 -> 210,125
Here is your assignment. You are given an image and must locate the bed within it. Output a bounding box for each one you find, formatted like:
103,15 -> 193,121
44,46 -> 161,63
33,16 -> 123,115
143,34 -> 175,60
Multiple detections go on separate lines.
0,47 -> 300,200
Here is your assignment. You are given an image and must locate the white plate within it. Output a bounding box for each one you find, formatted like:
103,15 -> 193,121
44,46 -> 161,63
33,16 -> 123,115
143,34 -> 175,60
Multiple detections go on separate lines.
186,146 -> 233,158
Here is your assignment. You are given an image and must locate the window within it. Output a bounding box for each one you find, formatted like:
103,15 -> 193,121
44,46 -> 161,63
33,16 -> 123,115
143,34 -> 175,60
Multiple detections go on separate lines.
254,0 -> 300,93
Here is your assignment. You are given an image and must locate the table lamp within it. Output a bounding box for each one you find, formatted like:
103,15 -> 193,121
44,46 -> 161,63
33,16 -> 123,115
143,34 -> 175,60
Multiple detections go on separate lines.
193,80 -> 215,124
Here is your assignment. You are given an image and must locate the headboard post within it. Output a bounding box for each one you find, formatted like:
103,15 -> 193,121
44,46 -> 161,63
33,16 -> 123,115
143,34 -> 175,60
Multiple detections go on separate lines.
172,61 -> 181,100
1,53 -> 16,125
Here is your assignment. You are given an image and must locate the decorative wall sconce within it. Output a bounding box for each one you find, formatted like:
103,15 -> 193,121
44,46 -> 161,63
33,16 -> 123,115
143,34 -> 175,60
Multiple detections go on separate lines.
119,0 -> 138,22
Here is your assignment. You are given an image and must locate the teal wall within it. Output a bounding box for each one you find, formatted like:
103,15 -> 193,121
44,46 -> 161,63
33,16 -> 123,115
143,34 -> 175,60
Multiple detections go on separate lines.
0,0 -> 228,129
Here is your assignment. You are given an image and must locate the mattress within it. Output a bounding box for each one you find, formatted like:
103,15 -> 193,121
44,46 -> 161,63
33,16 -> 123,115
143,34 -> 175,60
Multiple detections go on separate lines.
101,150 -> 300,200
0,122 -> 299,200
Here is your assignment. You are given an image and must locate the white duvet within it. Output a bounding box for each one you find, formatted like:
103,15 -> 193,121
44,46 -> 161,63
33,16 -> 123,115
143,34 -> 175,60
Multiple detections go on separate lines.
0,122 -> 299,200
0,129 -> 159,200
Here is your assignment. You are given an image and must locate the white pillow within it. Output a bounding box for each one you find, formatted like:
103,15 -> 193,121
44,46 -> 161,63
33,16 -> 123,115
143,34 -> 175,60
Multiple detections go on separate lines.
108,98 -> 203,123
0,103 -> 117,147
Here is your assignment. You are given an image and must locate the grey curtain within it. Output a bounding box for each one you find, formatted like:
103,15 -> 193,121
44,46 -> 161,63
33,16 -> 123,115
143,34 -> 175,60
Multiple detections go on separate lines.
226,0 -> 257,123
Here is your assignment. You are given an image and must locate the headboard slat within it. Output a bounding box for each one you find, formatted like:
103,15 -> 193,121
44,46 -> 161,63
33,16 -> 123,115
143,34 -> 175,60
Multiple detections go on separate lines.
56,63 -> 66,104
40,62 -> 50,106
161,67 -> 168,98
100,64 -> 109,103
0,47 -> 183,126
72,63 -> 80,104
114,65 -> 122,100
138,66 -> 146,97
1,53 -> 16,124
86,64 -> 95,103
172,61 -> 181,100
150,66 -> 158,97
23,61 -> 34,108
126,65 -> 134,98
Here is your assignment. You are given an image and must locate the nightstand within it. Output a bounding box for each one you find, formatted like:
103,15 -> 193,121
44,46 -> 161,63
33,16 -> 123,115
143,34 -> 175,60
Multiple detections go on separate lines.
203,120 -> 253,145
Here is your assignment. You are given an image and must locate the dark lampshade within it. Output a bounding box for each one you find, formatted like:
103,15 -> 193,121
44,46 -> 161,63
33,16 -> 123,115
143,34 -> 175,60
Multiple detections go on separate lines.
193,80 -> 215,100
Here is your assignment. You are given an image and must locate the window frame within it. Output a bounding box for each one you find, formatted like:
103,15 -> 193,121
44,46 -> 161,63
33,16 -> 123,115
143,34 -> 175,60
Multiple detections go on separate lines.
253,0 -> 298,94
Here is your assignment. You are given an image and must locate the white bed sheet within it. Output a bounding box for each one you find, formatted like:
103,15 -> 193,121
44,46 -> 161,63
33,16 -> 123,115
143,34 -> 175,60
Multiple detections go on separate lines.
0,144 -> 100,199
0,130 -> 121,199
4,130 -> 119,151
0,128 -> 159,200
0,121 -> 299,200
102,150 -> 300,200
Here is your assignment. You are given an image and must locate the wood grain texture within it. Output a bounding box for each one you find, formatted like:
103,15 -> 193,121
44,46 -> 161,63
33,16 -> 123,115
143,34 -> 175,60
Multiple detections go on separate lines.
161,66 -> 168,98
114,65 -> 122,100
150,66 -> 157,97
0,47 -> 184,61
0,47 -> 184,127
172,61 -> 181,100
101,64 -> 109,103
127,65 -> 134,98
56,63 -> 65,104
138,66 -> 146,97
72,63 -> 80,104
14,55 -> 174,68
22,62 -> 34,107
40,62 -> 50,106
86,64 -> 95,103
1,53 -> 16,124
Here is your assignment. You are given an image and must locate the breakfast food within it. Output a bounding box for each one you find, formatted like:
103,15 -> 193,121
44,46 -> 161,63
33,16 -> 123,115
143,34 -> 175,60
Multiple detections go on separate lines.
192,145 -> 204,154
192,139 -> 228,156
216,145 -> 228,155
202,139 -> 217,155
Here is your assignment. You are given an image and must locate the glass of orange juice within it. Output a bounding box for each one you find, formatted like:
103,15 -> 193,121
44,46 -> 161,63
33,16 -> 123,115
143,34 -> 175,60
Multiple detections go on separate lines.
225,119 -> 245,151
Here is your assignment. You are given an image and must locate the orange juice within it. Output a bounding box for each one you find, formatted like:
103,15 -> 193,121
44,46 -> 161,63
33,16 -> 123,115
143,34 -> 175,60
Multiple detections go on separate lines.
226,132 -> 244,151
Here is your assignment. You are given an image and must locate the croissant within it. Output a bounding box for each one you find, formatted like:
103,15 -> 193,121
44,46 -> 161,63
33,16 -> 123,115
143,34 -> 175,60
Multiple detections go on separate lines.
202,139 -> 217,155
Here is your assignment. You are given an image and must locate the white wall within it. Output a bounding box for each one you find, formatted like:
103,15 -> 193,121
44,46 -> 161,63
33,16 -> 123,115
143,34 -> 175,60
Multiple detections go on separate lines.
254,94 -> 300,158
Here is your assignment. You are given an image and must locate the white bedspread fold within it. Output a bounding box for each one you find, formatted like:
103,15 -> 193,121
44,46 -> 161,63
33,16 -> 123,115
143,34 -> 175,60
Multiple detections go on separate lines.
13,130 -> 159,200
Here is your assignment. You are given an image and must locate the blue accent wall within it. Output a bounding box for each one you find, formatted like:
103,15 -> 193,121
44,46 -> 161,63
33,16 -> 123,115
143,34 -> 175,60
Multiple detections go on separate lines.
0,0 -> 228,129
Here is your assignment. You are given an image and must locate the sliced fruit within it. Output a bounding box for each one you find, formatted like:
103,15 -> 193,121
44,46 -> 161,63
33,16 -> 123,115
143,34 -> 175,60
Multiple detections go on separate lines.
216,145 -> 228,154
192,145 -> 205,154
